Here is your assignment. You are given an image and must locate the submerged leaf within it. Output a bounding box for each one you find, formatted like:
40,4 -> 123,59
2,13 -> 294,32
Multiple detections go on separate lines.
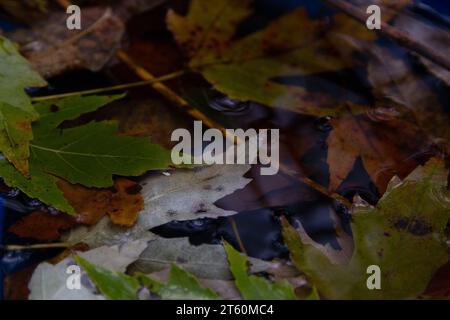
283,158 -> 450,299
168,1 -> 370,116
224,242 -> 297,300
326,110 -> 432,193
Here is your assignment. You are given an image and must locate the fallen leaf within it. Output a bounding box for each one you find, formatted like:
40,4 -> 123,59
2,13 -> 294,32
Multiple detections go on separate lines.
167,1 -> 370,116
128,236 -> 274,280
148,269 -> 240,300
0,94 -> 173,214
63,163 -> 252,245
58,178 -> 144,226
75,255 -> 140,300
326,109 -> 432,193
9,7 -> 125,78
283,158 -> 450,299
8,210 -> 76,241
137,265 -> 220,300
224,242 -> 297,300
367,46 -> 450,155
28,239 -> 148,300
0,36 -> 46,175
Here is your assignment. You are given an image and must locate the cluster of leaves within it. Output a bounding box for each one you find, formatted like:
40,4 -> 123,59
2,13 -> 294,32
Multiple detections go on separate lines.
1,0 -> 450,301
82,242 -> 300,300
0,36 -> 173,216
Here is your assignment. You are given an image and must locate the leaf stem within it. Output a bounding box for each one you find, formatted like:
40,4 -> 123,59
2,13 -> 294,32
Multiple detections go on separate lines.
2,242 -> 72,251
30,70 -> 186,102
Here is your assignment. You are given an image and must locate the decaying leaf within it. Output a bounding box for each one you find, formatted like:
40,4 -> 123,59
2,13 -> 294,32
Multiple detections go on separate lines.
59,178 -> 144,226
326,110 -> 432,193
0,36 -> 46,175
63,163 -> 252,245
367,46 -> 450,155
9,7 -> 125,78
8,210 -> 76,241
28,239 -> 149,300
167,0 -> 371,116
283,158 -> 450,299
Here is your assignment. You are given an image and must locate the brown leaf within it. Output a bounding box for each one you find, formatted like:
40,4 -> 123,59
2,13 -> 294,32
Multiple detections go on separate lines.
3,264 -> 38,300
58,178 -> 144,227
326,109 -> 433,193
8,7 -> 125,78
367,46 -> 450,155
8,211 -> 76,241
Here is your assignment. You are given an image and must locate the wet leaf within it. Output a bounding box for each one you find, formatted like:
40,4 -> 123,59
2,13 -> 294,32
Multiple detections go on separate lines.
367,45 -> 450,155
167,1 -> 370,116
75,255 -> 140,300
8,210 -> 76,241
128,237 -> 274,280
283,158 -> 450,299
0,94 -> 172,214
29,239 -> 148,300
0,36 -> 46,175
59,178 -> 144,226
326,110 -> 432,193
64,163 -> 252,245
9,7 -> 125,78
137,265 -> 220,300
224,242 -> 297,300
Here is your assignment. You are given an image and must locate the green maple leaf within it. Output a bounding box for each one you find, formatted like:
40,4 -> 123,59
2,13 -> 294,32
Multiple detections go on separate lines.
167,0 -> 369,116
224,242 -> 297,300
283,158 -> 450,299
0,36 -> 47,175
0,95 -> 173,214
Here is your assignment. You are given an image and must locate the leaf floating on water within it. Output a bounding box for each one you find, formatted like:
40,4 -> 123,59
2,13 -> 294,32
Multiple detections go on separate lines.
28,240 -> 148,300
58,178 -> 144,227
283,158 -> 450,299
0,94 -> 173,215
0,36 -> 47,175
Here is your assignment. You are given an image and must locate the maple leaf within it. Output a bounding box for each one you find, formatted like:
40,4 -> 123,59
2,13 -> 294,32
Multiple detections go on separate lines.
326,109 -> 432,193
0,94 -> 173,214
167,0 -> 371,116
283,158 -> 450,299
0,36 -> 47,175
